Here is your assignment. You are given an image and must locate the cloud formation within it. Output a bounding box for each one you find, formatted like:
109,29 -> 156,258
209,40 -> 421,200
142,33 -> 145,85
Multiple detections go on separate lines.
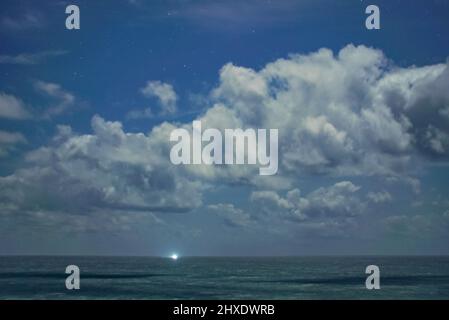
140,80 -> 178,115
201,45 -> 449,189
367,191 -> 392,203
0,50 -> 67,65
1,12 -> 45,30
34,80 -> 75,117
1,44 -> 449,238
251,181 -> 364,222
0,130 -> 27,157
207,203 -> 252,227
0,116 -> 202,223
0,93 -> 31,119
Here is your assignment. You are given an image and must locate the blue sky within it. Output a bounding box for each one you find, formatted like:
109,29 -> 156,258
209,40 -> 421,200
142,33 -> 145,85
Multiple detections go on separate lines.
1,0 -> 449,256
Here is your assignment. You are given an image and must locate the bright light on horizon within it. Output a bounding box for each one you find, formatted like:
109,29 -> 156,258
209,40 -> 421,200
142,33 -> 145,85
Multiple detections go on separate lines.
170,254 -> 178,260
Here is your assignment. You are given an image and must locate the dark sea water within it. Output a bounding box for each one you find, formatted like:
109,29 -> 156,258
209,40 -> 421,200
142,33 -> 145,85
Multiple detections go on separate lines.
0,256 -> 448,299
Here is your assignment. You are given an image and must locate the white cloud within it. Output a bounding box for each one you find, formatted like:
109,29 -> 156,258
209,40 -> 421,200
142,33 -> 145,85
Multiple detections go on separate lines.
424,125 -> 449,155
0,131 -> 26,144
0,115 -> 202,221
0,131 -> 27,157
0,50 -> 67,65
251,181 -> 364,222
0,82 -> 75,120
162,45 -> 449,193
10,44 -> 447,193
207,203 -> 251,227
34,80 -> 75,117
140,80 -> 177,115
2,44 -> 449,234
206,44 -> 449,184
1,12 -> 45,30
0,93 -> 30,120
367,191 -> 392,203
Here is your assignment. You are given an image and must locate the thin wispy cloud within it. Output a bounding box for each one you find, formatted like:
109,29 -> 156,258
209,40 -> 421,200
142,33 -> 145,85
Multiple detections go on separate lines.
34,80 -> 75,118
126,107 -> 154,120
0,50 -> 67,65
0,130 -> 27,144
175,0 -> 309,31
1,11 -> 45,30
0,130 -> 27,158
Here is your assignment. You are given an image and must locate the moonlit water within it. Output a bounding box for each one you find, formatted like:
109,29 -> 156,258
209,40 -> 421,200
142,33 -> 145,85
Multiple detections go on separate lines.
0,256 -> 448,299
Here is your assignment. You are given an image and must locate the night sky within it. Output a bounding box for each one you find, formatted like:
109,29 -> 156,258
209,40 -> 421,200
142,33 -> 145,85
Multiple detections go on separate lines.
1,0 -> 449,256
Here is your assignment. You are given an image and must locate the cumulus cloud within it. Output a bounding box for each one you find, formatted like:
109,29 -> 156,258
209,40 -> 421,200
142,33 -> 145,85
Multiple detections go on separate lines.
0,93 -> 31,119
201,44 -> 449,190
2,44 -> 449,235
173,44 -> 449,191
251,181 -> 364,222
0,116 -> 202,224
423,125 -> 449,156
207,203 -> 251,227
367,191 -> 392,203
140,80 -> 177,115
244,181 -> 385,237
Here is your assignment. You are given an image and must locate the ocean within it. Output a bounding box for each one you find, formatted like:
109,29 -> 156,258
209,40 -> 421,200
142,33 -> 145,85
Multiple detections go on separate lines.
0,256 -> 448,299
